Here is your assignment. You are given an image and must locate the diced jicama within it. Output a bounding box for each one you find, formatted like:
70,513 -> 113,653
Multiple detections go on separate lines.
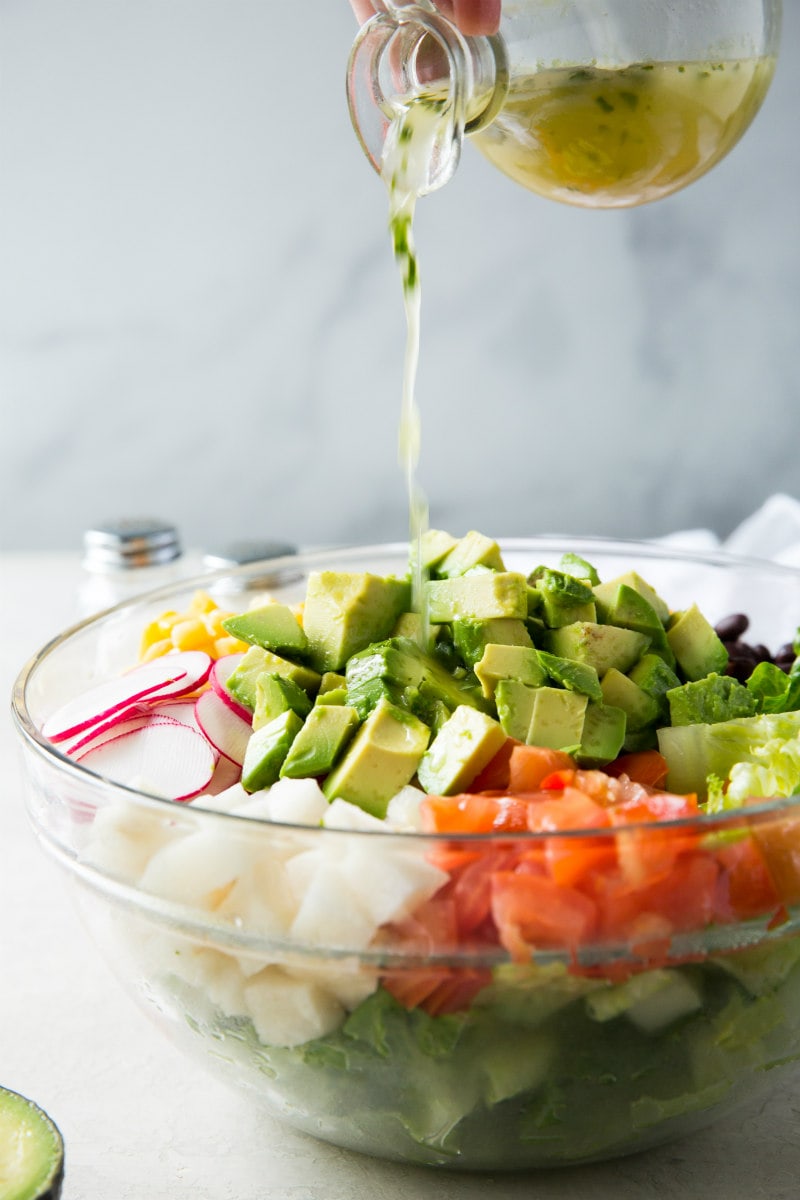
385,785 -> 427,831
139,828 -> 252,908
84,799 -> 181,879
243,965 -> 344,1047
288,861 -> 377,949
43,651 -> 212,742
266,778 -> 328,826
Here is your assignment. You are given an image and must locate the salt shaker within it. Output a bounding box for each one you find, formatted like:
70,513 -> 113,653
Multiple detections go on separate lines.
78,518 -> 184,616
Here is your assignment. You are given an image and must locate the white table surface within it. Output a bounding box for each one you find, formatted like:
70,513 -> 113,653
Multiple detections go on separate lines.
3,552 -> 800,1200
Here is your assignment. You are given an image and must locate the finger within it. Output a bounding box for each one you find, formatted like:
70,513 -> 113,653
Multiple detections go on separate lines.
452,0 -> 502,35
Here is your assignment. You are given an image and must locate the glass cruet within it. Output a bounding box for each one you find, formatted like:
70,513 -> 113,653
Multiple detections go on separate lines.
347,0 -> 783,207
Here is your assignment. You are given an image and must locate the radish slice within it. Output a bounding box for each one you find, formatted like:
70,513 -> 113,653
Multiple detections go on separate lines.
77,721 -> 217,801
195,689 -> 252,766
150,698 -> 205,735
61,704 -> 150,756
43,651 -> 212,743
201,754 -> 242,795
209,654 -> 251,721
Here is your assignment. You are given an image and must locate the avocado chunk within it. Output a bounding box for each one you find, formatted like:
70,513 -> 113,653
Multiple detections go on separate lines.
417,706 -> 507,795
436,530 -> 505,578
392,611 -> 441,643
302,571 -> 410,673
345,636 -> 485,722
221,603 -> 307,656
592,582 -> 676,667
241,709 -> 304,791
253,672 -> 313,730
628,653 -> 681,720
600,668 -> 660,732
427,572 -> 528,622
319,672 -> 347,695
537,650 -> 602,702
452,617 -> 533,668
667,674 -> 758,727
577,701 -> 627,767
322,698 -> 430,818
528,568 -> 597,628
666,605 -> 729,682
528,687 -> 588,751
226,646 -> 321,712
545,622 -> 650,676
594,571 -> 670,625
315,687 -> 348,706
280,704 -> 360,778
411,528 -> 458,573
475,644 -> 546,699
558,552 -> 600,587
495,679 -> 538,741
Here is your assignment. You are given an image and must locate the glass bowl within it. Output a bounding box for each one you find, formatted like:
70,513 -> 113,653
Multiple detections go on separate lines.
12,538 -> 800,1171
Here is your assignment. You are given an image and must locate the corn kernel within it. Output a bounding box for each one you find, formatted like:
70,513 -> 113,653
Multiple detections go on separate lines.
202,610 -> 229,638
171,618 -> 210,651
141,638 -> 174,662
189,590 -> 218,615
214,635 -> 247,658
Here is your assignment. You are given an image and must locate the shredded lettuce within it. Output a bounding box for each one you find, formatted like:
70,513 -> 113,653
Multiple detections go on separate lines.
726,733 -> 800,803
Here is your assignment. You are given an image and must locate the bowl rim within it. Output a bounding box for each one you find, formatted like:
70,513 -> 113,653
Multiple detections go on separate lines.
12,534 -> 800,841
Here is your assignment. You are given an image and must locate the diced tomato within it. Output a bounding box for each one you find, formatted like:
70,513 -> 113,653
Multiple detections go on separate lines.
491,870 -> 598,959
382,966 -> 491,1015
593,853 -> 720,940
387,896 -> 459,956
527,787 -> 612,834
605,750 -> 669,789
539,769 -> 625,806
713,835 -> 780,921
508,745 -> 575,792
420,792 -> 530,834
747,808 -> 800,905
447,846 -> 521,937
468,738 -> 520,791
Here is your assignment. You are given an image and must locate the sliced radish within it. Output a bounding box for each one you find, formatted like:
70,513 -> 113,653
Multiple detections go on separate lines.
195,689 -> 252,766
150,698 -> 206,735
61,704 -> 151,756
43,651 -> 212,743
77,721 -> 217,801
201,754 -> 243,795
209,654 -> 251,721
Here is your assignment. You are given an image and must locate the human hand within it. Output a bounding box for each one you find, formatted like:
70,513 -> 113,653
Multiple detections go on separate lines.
349,1 -> 501,37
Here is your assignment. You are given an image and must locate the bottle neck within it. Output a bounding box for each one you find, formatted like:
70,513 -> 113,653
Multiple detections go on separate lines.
347,1 -> 508,194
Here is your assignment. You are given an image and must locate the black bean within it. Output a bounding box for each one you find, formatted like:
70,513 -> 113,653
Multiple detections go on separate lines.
751,644 -> 772,663
726,642 -> 758,664
715,613 -> 750,641
776,643 -> 796,662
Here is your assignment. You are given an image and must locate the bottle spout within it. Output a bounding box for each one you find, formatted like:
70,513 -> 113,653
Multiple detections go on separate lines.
346,1 -> 506,196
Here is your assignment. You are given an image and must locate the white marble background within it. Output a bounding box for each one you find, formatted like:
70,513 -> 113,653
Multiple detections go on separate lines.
1,0 -> 798,554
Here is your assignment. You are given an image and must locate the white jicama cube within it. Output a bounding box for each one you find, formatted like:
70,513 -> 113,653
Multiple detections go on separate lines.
340,842 -> 448,927
288,958 -> 378,1011
244,966 -> 344,1047
218,857 -> 299,950
266,777 -> 329,826
139,829 -> 250,909
84,800 -> 180,880
322,798 -> 388,832
385,785 -> 428,831
193,783 -> 251,814
289,862 -> 377,950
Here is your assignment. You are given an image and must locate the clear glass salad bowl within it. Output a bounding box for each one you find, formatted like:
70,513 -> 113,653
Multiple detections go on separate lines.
12,538 -> 800,1171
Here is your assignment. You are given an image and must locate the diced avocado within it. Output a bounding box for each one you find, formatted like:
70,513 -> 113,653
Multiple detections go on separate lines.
667,674 -> 758,727
417,706 -> 507,795
253,672 -> 313,730
528,687 -> 588,752
319,672 -> 347,695
545,622 -> 650,676
436,530 -> 505,578
475,644 -> 546,699
315,687 -> 347,706
221,603 -> 307,656
427,572 -> 528,622
577,701 -> 626,767
280,704 -> 360,779
495,679 -> 538,741
628,653 -> 681,720
593,583 -> 676,667
322,698 -> 430,818
666,605 -> 729,682
302,571 -> 410,673
657,710 -> 800,797
529,569 -> 597,629
622,728 -> 659,753
392,612 -> 440,644
412,528 -> 458,573
226,646 -> 321,712
345,636 -> 485,723
241,709 -> 304,792
594,571 -> 670,625
452,617 -> 533,668
600,668 -> 660,732
537,650 -> 602,702
558,552 -> 600,587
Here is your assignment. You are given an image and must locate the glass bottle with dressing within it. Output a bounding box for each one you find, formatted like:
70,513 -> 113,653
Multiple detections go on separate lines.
347,0 -> 782,208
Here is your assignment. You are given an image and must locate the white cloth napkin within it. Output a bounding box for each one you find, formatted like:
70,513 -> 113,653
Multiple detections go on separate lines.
659,494 -> 800,567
